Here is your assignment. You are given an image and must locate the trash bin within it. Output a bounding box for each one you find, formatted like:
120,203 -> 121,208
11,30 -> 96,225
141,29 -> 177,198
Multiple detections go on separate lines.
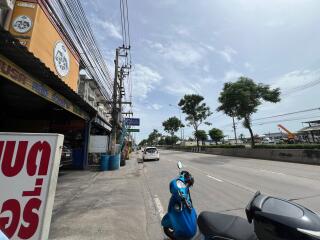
100,154 -> 110,171
109,153 -> 120,170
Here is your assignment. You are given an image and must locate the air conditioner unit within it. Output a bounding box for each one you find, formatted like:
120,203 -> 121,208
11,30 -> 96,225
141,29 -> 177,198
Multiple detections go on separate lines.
88,93 -> 95,101
0,0 -> 14,29
0,0 -> 14,9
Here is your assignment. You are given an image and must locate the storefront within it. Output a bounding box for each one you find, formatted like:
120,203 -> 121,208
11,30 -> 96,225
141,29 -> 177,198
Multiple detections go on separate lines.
0,29 -> 97,169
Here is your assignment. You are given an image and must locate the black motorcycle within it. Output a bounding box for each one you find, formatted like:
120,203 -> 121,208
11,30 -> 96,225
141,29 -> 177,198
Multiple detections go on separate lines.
197,191 -> 320,240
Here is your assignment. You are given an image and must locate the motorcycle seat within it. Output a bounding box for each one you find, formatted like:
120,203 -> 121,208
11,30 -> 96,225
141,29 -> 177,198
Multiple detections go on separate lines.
198,211 -> 257,240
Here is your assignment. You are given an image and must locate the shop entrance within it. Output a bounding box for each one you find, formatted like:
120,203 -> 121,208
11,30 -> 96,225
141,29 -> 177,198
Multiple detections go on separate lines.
0,76 -> 89,169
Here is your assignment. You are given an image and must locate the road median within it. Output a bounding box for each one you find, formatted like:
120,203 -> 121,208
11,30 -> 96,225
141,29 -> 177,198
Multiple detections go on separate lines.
162,146 -> 320,165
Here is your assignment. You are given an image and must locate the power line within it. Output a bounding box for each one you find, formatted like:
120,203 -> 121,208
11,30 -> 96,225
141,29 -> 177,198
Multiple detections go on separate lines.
283,77 -> 320,96
253,114 -> 320,126
44,0 -> 114,102
253,107 -> 320,121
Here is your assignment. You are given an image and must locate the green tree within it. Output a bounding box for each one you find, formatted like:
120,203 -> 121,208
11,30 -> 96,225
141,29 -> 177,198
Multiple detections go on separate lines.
164,135 -> 179,145
162,116 -> 184,136
158,137 -> 166,145
178,94 -> 212,148
209,128 -> 224,145
147,129 -> 162,145
217,77 -> 280,147
194,130 -> 208,146
139,139 -> 148,147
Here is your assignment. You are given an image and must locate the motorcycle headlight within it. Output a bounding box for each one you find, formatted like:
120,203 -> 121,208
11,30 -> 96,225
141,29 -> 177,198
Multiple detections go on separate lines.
174,203 -> 182,212
176,180 -> 186,189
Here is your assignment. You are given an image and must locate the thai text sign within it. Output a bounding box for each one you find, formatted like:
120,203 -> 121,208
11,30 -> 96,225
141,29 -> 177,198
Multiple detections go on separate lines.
124,118 -> 140,126
0,133 -> 64,240
0,54 -> 89,120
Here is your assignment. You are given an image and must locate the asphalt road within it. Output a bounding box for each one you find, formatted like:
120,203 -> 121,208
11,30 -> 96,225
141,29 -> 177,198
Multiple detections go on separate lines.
142,149 -> 320,220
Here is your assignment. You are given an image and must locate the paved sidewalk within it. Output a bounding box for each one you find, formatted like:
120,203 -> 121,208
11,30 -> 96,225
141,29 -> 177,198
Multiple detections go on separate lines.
49,154 -> 163,240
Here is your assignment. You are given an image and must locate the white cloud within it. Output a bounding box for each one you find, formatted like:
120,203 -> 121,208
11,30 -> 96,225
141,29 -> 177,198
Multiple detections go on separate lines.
202,76 -> 216,84
265,19 -> 286,28
165,82 -> 201,96
200,43 -> 216,52
149,41 -> 202,66
94,19 -> 122,40
272,69 -> 320,94
244,62 -> 254,72
203,64 -> 210,72
132,64 -> 162,100
219,47 -> 237,63
176,27 -> 190,36
148,104 -> 163,110
224,70 -> 243,82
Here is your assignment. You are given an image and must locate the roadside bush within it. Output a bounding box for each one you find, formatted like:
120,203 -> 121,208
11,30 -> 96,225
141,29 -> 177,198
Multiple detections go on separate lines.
254,144 -> 320,149
205,144 -> 246,149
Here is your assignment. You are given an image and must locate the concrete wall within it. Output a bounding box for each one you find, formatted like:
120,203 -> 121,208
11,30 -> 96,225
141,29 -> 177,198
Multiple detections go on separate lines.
169,147 -> 320,165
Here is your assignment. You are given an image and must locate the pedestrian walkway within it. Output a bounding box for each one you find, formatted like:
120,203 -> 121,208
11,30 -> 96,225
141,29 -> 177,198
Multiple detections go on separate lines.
49,154 -> 162,240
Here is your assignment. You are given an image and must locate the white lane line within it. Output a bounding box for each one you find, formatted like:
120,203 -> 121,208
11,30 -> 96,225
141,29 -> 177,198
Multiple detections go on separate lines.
154,195 -> 165,219
207,175 -> 223,182
260,169 -> 285,175
186,164 -> 223,182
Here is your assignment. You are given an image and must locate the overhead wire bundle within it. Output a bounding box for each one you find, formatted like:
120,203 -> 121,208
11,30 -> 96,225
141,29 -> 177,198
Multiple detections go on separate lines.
41,0 -> 114,102
119,0 -> 133,114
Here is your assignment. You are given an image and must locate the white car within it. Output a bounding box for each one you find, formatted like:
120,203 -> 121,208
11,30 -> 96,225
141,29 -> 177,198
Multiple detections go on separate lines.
143,147 -> 160,161
261,137 -> 275,144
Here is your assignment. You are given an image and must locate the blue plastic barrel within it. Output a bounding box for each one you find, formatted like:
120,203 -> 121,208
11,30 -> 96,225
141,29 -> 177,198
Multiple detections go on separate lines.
109,154 -> 120,170
100,154 -> 110,171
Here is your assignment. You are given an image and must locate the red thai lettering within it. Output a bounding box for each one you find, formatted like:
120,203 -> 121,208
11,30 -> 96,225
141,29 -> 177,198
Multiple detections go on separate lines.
27,141 -> 51,176
18,198 -> 41,239
1,141 -> 28,177
0,199 -> 21,238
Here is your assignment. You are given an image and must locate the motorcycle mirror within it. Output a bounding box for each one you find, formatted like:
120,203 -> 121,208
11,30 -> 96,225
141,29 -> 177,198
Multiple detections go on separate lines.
177,161 -> 183,169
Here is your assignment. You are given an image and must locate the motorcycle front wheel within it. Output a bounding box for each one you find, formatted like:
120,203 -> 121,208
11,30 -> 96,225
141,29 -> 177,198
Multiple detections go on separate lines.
163,227 -> 176,240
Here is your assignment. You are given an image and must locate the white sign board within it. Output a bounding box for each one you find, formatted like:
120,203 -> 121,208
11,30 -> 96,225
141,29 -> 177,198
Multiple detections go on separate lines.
0,133 -> 64,240
89,135 -> 108,153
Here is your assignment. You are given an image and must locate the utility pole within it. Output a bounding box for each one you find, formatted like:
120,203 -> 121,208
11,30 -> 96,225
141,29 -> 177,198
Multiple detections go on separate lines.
232,116 -> 238,144
110,46 -> 132,155
110,48 -> 120,155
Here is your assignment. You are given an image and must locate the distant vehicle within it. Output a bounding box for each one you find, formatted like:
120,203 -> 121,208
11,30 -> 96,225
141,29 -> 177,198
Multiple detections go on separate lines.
277,124 -> 298,143
60,145 -> 73,168
143,147 -> 160,161
261,137 -> 275,144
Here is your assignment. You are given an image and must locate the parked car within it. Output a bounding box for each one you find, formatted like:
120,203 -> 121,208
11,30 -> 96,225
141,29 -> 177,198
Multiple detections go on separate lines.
60,145 -> 73,168
142,147 -> 160,161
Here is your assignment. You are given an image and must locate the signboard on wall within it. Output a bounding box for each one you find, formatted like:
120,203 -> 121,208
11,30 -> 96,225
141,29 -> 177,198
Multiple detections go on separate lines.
124,118 -> 140,126
9,0 -> 80,91
0,133 -> 64,240
89,135 -> 109,153
0,54 -> 89,120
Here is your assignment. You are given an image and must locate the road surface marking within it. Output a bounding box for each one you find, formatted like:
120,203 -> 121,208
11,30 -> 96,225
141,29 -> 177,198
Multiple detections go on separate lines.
186,163 -> 257,193
154,195 -> 165,219
207,175 -> 223,182
260,169 -> 284,175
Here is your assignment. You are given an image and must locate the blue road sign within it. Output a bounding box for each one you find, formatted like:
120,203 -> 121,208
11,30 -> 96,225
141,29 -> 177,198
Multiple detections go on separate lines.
125,118 -> 140,126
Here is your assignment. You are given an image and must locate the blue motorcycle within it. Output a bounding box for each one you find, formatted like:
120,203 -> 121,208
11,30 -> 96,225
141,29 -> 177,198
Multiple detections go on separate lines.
161,161 -> 197,240
162,162 -> 320,240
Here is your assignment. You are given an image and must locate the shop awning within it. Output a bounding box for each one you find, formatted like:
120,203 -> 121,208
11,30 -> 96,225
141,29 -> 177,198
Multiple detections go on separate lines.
0,28 -> 96,119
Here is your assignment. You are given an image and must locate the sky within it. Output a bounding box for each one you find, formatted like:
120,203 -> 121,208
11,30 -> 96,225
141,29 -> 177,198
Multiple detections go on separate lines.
81,0 -> 320,142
